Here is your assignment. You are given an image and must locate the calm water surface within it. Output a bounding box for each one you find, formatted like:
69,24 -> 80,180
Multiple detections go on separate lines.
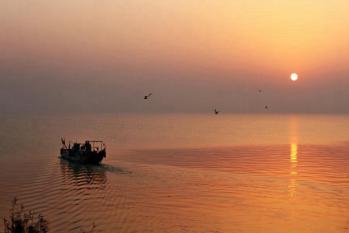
0,114 -> 348,233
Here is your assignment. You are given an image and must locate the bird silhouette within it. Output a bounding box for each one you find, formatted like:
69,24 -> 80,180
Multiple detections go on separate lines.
264,105 -> 269,110
144,93 -> 152,100
214,109 -> 220,115
258,89 -> 262,93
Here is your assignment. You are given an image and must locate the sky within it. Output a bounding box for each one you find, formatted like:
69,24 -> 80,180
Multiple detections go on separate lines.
0,0 -> 349,113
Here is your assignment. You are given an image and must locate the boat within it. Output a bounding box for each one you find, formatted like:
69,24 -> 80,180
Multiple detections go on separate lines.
60,138 -> 106,164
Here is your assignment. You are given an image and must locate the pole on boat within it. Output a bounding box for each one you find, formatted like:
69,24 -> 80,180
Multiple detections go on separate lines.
61,137 -> 67,149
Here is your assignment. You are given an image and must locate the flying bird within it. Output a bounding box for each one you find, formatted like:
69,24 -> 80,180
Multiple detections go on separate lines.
264,105 -> 269,110
258,89 -> 262,93
144,93 -> 152,100
214,109 -> 220,115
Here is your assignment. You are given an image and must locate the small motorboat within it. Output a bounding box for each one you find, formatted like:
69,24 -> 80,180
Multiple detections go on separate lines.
60,138 -> 106,165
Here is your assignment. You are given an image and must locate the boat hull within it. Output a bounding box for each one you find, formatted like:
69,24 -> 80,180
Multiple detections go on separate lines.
60,148 -> 106,165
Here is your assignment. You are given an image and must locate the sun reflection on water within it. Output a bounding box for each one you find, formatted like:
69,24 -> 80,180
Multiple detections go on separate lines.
290,143 -> 298,172
288,117 -> 299,198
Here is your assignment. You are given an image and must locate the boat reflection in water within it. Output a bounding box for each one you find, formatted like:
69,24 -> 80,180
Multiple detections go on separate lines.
59,159 -> 107,188
59,159 -> 128,188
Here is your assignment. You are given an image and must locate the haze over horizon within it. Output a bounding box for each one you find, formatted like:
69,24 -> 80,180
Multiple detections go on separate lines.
1,0 -> 349,114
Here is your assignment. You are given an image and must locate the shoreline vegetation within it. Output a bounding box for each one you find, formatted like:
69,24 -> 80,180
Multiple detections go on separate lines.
2,198 -> 94,233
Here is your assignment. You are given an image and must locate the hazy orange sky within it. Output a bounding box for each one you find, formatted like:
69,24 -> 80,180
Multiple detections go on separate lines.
1,0 -> 349,113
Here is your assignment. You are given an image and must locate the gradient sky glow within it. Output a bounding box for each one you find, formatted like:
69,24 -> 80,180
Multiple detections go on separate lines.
1,0 -> 349,113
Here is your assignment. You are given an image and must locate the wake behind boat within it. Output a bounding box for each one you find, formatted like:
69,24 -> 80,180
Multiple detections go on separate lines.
60,138 -> 106,164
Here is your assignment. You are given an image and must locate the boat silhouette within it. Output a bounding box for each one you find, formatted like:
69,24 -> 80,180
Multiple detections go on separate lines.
60,138 -> 106,164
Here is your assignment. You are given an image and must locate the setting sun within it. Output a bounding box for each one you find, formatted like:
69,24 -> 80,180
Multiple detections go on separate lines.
290,73 -> 298,81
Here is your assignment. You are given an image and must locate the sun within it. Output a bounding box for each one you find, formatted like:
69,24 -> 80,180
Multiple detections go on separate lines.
290,73 -> 298,81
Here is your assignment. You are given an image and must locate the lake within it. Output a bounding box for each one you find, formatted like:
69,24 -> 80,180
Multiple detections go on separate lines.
0,113 -> 348,233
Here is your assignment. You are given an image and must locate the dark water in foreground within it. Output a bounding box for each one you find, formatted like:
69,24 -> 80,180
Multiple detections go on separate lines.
0,114 -> 348,233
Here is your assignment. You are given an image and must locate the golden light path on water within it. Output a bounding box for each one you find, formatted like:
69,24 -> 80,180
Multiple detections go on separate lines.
289,117 -> 298,198
289,143 -> 298,198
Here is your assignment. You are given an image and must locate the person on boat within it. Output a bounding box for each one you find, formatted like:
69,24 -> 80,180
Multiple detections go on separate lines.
85,141 -> 92,152
73,143 -> 80,152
